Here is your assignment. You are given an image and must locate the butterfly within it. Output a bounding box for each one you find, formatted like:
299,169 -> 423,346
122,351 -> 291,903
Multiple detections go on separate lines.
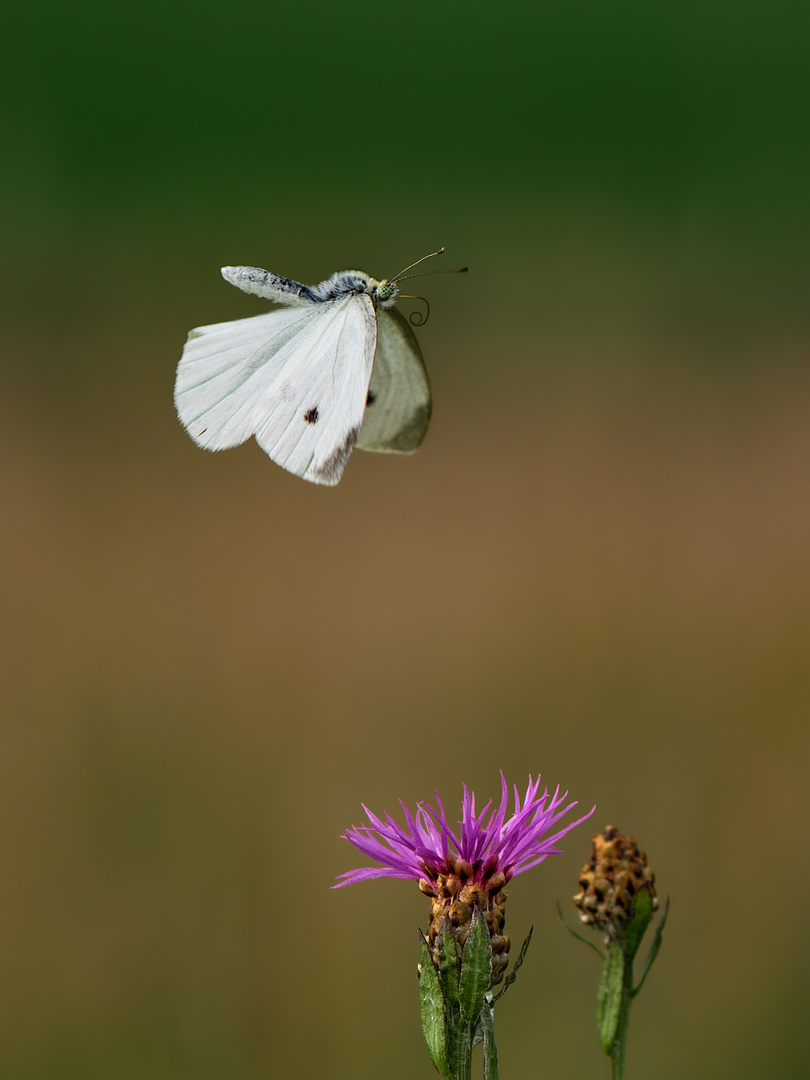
174,248 -> 466,486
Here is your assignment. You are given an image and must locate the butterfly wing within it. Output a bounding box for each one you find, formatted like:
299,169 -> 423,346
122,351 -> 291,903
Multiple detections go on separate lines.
254,295 -> 377,484
175,306 -> 314,450
175,294 -> 377,485
356,307 -> 432,453
221,265 -> 316,306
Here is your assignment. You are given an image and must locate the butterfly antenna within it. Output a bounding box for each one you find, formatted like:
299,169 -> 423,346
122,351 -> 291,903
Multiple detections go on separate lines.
390,247 -> 446,282
396,265 -> 469,283
397,294 -> 431,326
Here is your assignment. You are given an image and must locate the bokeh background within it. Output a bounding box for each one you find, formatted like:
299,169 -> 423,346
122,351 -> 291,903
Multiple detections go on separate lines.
3,2 -> 809,1077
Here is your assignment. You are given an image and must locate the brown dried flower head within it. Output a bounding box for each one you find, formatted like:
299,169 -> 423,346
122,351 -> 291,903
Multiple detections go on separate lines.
573,825 -> 658,941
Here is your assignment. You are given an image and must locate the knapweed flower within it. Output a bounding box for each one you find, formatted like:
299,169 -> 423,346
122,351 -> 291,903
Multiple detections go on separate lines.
335,772 -> 594,985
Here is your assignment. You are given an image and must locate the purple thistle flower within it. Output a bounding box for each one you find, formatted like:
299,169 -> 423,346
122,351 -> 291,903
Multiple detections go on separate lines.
334,772 -> 595,890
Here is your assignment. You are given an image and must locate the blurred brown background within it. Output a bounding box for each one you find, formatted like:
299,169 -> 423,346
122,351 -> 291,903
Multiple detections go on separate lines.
2,2 -> 809,1077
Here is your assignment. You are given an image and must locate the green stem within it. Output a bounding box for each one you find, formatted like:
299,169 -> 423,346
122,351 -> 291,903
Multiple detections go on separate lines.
609,953 -> 634,1080
451,1028 -> 473,1080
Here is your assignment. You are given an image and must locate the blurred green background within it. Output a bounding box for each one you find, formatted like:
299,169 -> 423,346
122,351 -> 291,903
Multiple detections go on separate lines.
2,1 -> 809,1077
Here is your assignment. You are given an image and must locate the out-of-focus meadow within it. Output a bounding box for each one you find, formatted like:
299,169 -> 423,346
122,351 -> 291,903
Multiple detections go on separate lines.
2,3 -> 809,1077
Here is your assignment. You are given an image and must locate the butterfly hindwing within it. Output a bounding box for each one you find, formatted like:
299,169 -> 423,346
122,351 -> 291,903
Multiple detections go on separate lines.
357,307 -> 432,453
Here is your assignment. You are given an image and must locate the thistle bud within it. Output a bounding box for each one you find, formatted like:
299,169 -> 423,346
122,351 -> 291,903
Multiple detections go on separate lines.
573,825 -> 658,942
564,825 -> 669,1079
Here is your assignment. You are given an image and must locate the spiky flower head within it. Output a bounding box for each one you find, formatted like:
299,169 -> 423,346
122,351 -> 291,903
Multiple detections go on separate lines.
335,772 -> 594,986
573,825 -> 658,942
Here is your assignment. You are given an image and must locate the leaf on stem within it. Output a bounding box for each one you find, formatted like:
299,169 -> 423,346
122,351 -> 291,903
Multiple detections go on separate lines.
479,1000 -> 499,1080
556,901 -> 605,960
458,910 -> 491,1026
623,885 -> 654,963
419,933 -> 451,1078
633,897 -> 670,997
438,918 -> 462,1020
596,943 -> 625,1055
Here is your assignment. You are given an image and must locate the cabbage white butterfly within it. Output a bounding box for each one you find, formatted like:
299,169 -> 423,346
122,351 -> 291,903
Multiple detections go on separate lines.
174,248 -> 466,486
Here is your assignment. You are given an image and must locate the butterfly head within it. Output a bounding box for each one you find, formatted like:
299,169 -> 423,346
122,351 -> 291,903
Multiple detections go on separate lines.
372,279 -> 401,309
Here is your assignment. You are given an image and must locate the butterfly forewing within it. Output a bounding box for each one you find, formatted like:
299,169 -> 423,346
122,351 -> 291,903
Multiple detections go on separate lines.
253,294 -> 377,484
175,306 -> 317,450
174,294 -> 377,485
221,266 -> 316,306
357,307 -> 432,453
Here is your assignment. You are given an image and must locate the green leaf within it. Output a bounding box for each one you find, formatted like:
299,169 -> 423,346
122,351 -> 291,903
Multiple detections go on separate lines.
623,885 -> 654,962
479,1000 -> 499,1080
597,943 -> 625,1055
490,926 -> 533,1005
556,901 -> 605,960
438,919 -> 474,1080
458,910 -> 492,1025
437,917 -> 462,1018
633,897 -> 670,997
419,934 -> 451,1078
472,1008 -> 485,1050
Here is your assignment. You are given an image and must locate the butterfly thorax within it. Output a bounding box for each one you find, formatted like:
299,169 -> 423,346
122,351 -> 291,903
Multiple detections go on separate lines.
311,271 -> 400,310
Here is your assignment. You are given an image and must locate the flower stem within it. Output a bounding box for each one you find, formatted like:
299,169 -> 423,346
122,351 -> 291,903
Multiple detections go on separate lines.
609,950 -> 634,1080
454,1037 -> 473,1080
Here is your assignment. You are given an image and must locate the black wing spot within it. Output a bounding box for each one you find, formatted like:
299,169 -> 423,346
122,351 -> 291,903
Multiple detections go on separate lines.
304,407 -> 319,424
366,390 -> 377,405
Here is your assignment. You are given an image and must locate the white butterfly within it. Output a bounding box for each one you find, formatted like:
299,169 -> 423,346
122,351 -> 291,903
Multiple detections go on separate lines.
174,249 -> 465,486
